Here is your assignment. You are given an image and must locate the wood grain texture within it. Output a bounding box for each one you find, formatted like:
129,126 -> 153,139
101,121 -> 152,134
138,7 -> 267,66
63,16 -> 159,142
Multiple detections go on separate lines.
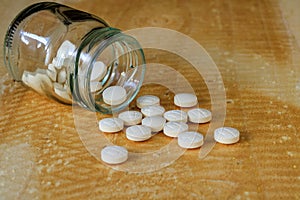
0,0 -> 299,199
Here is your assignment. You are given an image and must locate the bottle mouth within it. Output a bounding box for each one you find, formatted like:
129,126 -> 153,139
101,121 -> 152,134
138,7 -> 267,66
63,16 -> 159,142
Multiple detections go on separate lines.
71,27 -> 146,114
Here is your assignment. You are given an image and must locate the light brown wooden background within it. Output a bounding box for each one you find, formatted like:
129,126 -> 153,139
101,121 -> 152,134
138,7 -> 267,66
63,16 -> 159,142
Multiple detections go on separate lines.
0,0 -> 299,199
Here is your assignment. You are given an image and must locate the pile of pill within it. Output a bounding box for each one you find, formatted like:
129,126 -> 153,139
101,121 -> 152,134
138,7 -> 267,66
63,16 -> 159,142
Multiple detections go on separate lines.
21,40 -> 107,103
99,93 -> 240,164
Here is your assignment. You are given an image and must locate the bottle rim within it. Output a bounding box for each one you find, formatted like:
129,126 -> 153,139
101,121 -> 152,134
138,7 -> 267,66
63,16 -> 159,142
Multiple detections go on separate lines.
72,27 -> 146,114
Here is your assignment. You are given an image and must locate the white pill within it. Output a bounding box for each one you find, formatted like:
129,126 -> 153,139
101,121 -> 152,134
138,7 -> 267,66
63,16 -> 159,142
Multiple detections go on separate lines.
163,121 -> 189,138
57,40 -> 75,59
126,125 -> 152,142
136,95 -> 160,108
163,110 -> 188,123
177,131 -> 204,149
90,81 -> 102,93
118,111 -> 143,126
99,118 -> 124,133
47,63 -> 57,81
174,93 -> 198,107
214,127 -> 240,144
142,116 -> 166,132
57,68 -> 67,84
102,86 -> 127,105
52,57 -> 64,69
22,70 -> 52,95
48,63 -> 56,71
46,69 -> 57,82
141,105 -> 165,117
91,61 -> 107,82
54,83 -> 72,101
188,108 -> 212,123
101,145 -> 128,164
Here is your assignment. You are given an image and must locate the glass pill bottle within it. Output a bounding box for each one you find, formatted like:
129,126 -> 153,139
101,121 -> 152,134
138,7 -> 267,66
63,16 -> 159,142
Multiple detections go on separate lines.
4,2 -> 145,114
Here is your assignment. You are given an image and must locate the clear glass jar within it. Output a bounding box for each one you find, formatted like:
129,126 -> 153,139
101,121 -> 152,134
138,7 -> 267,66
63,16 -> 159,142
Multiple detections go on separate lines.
4,2 -> 145,114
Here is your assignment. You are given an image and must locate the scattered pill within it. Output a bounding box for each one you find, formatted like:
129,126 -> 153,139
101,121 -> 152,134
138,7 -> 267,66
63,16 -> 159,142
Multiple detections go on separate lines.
101,145 -> 128,164
177,131 -> 204,149
141,105 -> 165,117
91,61 -> 107,82
163,110 -> 188,123
102,86 -> 127,105
188,108 -> 212,123
142,116 -> 166,132
136,95 -> 160,108
126,125 -> 152,141
99,118 -> 124,133
174,93 -> 198,107
214,127 -> 240,144
118,111 -> 143,126
163,121 -> 189,138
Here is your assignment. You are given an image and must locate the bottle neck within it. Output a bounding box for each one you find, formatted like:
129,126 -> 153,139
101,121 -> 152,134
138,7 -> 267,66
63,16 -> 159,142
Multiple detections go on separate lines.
70,27 -> 146,114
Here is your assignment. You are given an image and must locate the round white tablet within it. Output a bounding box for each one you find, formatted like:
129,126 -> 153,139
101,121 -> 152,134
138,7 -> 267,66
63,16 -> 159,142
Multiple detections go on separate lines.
163,110 -> 188,123
118,111 -> 143,126
126,125 -> 152,141
163,121 -> 189,138
141,105 -> 165,117
99,118 -> 124,133
174,93 -> 198,107
214,127 -> 240,144
177,131 -> 204,149
136,95 -> 160,108
142,116 -> 166,132
91,61 -> 107,82
101,145 -> 128,164
188,108 -> 212,123
102,86 -> 127,105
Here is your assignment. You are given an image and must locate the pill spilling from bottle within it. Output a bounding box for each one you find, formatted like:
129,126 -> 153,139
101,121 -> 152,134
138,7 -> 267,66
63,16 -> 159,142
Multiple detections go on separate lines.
99,93 -> 240,165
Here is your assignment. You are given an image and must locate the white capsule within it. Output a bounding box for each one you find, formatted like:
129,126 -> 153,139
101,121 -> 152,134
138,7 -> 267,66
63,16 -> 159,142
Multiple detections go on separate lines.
136,95 -> 160,108
163,110 -> 188,123
99,118 -> 124,133
126,125 -> 152,142
91,61 -> 107,82
102,86 -> 127,106
174,93 -> 198,107
141,105 -> 165,117
163,121 -> 189,138
101,145 -> 128,164
214,127 -> 240,144
177,131 -> 204,149
188,108 -> 212,123
118,111 -> 143,126
142,116 -> 166,132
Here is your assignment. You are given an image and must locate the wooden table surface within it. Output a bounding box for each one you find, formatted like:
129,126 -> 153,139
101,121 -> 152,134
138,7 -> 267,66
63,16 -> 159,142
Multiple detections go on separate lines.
0,0 -> 299,199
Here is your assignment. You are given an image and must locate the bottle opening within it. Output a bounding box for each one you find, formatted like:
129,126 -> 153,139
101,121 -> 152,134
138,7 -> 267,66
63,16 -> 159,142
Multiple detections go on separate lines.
72,28 -> 146,114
